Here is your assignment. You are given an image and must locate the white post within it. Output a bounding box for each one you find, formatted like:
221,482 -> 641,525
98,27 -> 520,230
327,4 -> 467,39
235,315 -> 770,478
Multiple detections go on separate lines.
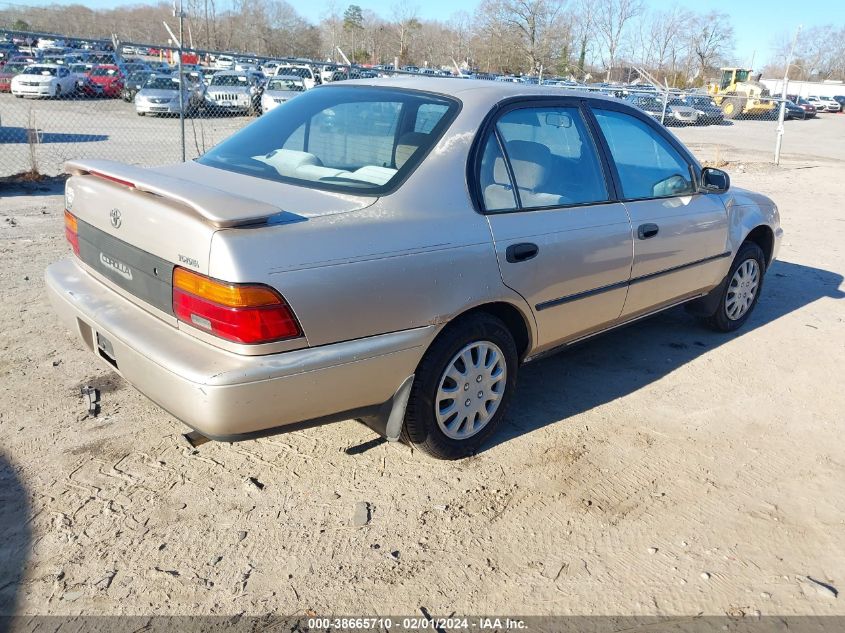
775,25 -> 801,166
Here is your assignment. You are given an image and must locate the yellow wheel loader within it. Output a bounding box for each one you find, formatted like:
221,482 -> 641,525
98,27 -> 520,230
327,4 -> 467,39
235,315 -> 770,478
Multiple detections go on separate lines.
708,68 -> 777,119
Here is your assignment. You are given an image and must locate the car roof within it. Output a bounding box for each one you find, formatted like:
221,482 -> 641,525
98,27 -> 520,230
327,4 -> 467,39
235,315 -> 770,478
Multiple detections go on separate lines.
269,74 -> 303,81
336,76 -> 621,109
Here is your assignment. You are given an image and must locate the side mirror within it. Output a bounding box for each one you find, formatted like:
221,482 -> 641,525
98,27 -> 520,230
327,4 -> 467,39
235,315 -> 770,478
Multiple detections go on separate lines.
700,167 -> 730,194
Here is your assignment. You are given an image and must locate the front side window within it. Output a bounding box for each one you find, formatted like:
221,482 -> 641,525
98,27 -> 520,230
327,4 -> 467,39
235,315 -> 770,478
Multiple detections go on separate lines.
483,106 -> 608,210
594,109 -> 695,199
198,86 -> 458,193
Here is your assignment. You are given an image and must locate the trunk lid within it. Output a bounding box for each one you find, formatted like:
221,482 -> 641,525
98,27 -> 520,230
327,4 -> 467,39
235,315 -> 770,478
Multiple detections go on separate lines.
64,158 -> 376,318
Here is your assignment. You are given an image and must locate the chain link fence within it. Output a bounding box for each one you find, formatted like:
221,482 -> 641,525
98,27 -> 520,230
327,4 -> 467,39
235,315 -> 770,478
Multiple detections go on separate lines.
0,29 -> 833,179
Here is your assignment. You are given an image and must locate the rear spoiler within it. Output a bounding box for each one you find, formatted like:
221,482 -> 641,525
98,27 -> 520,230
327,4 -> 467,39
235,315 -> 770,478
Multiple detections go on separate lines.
65,159 -> 282,228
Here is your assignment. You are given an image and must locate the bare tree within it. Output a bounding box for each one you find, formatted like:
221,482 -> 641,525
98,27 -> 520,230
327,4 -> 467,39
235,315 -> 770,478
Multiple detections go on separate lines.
594,0 -> 643,81
391,3 -> 421,65
690,11 -> 734,82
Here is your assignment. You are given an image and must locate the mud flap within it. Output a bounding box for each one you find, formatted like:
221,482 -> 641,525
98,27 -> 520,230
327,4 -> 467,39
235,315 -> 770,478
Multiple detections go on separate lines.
359,374 -> 415,442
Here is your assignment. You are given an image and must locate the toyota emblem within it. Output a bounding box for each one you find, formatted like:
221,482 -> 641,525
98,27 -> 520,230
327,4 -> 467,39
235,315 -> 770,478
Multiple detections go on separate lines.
110,208 -> 122,228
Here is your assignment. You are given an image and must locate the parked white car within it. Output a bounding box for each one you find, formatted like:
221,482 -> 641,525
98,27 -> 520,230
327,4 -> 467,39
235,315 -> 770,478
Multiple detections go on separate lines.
807,96 -> 841,113
260,75 -> 305,113
11,63 -> 77,98
275,65 -> 321,89
213,54 -> 235,70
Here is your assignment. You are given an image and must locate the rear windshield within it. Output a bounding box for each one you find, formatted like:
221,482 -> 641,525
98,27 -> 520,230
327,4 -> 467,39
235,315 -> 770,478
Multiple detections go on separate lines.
197,86 -> 458,194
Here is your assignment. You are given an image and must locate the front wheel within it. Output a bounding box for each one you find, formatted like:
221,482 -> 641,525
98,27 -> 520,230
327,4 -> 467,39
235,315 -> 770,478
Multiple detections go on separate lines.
703,241 -> 766,332
402,313 -> 518,459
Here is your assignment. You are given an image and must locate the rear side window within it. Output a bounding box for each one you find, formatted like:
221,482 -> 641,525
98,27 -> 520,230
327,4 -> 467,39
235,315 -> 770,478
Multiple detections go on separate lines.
479,135 -> 517,212
594,109 -> 695,199
479,106 -> 609,211
198,86 -> 458,194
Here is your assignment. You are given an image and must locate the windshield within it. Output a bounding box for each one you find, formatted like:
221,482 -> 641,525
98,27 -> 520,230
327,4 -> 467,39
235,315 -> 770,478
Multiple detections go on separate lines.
24,65 -> 58,76
735,69 -> 750,82
211,74 -> 250,86
277,67 -> 311,79
4,63 -> 26,74
198,86 -> 458,193
267,78 -> 303,91
145,76 -> 178,90
129,71 -> 150,82
91,67 -> 118,77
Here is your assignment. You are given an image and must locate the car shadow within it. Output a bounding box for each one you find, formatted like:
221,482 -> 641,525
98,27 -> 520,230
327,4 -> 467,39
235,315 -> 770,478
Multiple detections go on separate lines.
482,259 -> 844,452
0,127 -> 108,144
0,176 -> 65,196
0,453 -> 30,617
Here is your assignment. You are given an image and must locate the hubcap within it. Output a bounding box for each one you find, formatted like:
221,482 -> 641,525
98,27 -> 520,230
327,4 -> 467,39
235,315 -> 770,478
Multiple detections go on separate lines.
435,341 -> 507,440
725,258 -> 760,320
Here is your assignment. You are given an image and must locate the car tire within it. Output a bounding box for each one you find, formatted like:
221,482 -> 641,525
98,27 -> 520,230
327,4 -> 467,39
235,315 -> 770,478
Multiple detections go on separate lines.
137,112 -> 144,116
54,84 -> 62,99
703,241 -> 766,333
402,313 -> 518,460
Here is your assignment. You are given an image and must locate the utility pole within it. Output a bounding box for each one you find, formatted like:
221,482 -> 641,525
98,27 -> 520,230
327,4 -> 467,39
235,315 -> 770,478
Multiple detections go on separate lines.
775,25 -> 801,166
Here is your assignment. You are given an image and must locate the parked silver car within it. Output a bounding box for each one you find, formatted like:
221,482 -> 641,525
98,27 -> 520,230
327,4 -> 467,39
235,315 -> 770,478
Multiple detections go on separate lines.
626,94 -> 699,125
134,74 -> 203,116
47,78 -> 782,459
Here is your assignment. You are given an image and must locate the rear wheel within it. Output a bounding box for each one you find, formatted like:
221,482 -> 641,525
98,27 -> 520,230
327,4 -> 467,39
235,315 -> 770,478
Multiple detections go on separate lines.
721,95 -> 746,119
402,313 -> 518,459
53,84 -> 62,99
703,241 -> 766,332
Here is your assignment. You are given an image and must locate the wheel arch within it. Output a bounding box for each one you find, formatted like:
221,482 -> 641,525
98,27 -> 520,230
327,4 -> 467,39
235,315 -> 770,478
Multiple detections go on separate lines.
439,301 -> 534,363
744,225 -> 775,267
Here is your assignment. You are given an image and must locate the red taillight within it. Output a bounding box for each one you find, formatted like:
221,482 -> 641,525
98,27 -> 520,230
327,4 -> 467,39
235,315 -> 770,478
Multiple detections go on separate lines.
64,210 -> 80,256
172,267 -> 301,344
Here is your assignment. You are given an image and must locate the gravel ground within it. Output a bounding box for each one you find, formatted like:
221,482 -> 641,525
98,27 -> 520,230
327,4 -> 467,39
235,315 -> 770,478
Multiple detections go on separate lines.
0,108 -> 843,619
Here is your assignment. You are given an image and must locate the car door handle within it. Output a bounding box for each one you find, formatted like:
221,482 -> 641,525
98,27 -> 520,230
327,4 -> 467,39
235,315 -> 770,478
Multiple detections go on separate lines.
637,223 -> 659,240
506,242 -> 539,263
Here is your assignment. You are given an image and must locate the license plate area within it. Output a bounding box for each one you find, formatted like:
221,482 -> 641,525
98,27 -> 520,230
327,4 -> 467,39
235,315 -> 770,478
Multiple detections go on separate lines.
96,332 -> 118,369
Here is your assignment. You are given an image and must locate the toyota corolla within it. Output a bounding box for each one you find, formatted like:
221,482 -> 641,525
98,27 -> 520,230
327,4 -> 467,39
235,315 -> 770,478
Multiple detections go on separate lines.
46,78 -> 782,459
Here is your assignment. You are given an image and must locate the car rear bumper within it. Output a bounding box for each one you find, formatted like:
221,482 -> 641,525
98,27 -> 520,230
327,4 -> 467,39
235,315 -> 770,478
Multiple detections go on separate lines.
46,258 -> 431,439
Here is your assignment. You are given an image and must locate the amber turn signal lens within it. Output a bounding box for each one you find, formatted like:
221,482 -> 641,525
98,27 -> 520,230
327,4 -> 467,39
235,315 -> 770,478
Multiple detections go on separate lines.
173,267 -> 281,308
64,210 -> 80,256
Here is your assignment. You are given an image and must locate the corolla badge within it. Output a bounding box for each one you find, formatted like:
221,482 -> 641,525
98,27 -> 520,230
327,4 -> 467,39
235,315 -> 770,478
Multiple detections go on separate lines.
100,252 -> 133,280
110,208 -> 122,228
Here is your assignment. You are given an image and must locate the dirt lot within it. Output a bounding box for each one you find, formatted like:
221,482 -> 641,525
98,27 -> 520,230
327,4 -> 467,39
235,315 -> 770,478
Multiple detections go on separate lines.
0,114 -> 844,619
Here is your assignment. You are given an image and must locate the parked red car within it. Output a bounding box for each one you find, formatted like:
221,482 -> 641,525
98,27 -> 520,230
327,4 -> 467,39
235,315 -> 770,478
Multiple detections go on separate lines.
83,64 -> 124,98
0,61 -> 27,92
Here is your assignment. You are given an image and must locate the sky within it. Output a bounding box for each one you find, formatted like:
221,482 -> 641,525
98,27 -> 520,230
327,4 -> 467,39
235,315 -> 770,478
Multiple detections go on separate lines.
10,0 -> 840,67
